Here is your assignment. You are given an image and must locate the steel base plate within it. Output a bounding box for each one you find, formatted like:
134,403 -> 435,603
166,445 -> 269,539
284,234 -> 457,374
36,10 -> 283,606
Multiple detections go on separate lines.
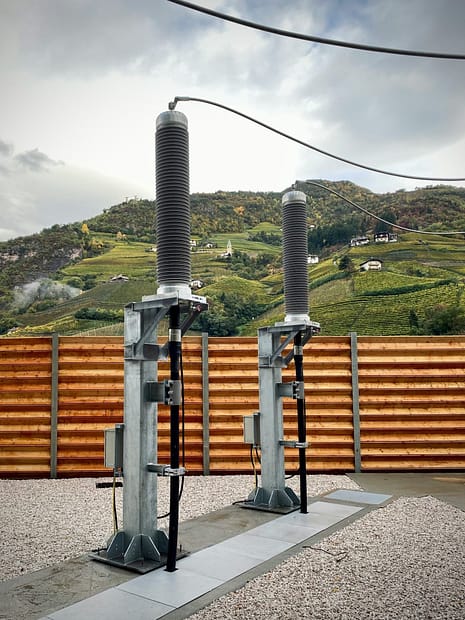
89,549 -> 188,574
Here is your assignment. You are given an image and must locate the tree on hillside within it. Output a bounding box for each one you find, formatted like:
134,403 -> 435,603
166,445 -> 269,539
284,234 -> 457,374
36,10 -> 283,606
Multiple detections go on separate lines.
374,209 -> 396,235
415,304 -> 465,335
338,255 -> 355,273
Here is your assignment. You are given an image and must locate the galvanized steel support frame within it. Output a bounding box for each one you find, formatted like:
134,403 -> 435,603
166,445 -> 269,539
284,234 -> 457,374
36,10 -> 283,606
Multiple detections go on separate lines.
91,292 -> 206,572
245,321 -> 319,513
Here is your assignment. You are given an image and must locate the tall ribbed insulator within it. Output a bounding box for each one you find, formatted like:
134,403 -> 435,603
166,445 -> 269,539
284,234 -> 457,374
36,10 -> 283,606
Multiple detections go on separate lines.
282,190 -> 310,323
155,110 -> 191,296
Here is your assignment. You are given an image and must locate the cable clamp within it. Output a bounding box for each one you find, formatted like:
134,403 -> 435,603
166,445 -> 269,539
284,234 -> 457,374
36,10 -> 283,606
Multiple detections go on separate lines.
147,463 -> 186,476
279,440 -> 309,449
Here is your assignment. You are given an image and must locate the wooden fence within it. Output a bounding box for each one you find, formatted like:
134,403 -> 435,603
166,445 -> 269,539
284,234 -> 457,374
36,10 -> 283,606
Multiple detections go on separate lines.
0,334 -> 464,477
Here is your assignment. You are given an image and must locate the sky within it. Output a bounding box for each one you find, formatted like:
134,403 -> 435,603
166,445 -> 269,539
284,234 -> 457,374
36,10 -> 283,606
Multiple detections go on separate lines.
1,0 -> 464,241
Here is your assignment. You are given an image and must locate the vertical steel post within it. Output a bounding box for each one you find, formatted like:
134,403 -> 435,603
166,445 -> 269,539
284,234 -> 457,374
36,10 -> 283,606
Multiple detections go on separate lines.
350,332 -> 362,472
259,328 -> 285,494
50,332 -> 59,479
121,305 -> 161,551
201,332 -> 210,475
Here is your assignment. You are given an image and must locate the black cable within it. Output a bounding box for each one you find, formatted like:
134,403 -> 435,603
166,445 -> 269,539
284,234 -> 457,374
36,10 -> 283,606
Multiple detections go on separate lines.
157,336 -> 187,522
166,305 -> 182,572
299,180 -> 465,236
180,344 -> 186,468
250,444 -> 258,489
169,97 -> 465,183
166,0 -> 465,60
294,331 -> 308,514
285,472 -> 297,480
112,471 -> 119,532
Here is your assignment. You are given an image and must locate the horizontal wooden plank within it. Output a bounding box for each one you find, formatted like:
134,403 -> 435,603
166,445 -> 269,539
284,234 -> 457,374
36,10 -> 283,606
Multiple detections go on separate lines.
1,334 -> 465,476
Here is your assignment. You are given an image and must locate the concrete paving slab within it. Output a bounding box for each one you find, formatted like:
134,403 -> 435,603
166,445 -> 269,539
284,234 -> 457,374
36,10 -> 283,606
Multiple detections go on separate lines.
217,531 -> 293,560
45,587 -> 174,620
179,546 -> 264,581
117,567 -> 224,607
325,489 -> 392,504
349,473 -> 465,510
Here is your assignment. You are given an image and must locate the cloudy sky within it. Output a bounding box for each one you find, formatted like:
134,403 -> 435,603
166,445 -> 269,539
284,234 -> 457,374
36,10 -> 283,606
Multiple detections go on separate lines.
1,0 -> 464,240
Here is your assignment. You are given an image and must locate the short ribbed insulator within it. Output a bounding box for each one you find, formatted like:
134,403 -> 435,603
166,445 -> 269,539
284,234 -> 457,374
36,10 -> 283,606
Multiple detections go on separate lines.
282,190 -> 309,323
155,110 -> 191,296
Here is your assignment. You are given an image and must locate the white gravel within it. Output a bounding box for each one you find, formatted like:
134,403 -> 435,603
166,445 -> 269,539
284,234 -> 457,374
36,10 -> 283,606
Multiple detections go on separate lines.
1,475 -> 464,619
0,474 -> 358,582
190,495 -> 465,620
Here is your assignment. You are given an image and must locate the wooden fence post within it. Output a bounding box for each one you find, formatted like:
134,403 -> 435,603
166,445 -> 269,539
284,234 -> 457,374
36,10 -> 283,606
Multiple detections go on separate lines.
50,333 -> 59,479
350,332 -> 361,472
201,332 -> 210,475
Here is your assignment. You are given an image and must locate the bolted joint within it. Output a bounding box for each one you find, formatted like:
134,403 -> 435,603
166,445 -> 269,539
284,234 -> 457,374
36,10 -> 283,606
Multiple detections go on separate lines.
293,380 -> 305,400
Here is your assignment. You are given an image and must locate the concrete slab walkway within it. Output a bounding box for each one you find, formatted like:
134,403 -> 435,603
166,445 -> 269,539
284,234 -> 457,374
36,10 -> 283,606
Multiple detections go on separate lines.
40,491 -> 389,620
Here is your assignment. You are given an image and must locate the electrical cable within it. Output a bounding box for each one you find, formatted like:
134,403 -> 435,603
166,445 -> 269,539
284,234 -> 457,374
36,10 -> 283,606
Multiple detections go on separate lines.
169,97 -> 465,182
180,344 -> 186,470
179,343 -> 186,503
299,180 -> 465,236
157,342 -> 186,521
112,471 -> 119,533
250,444 -> 258,489
166,0 -> 465,60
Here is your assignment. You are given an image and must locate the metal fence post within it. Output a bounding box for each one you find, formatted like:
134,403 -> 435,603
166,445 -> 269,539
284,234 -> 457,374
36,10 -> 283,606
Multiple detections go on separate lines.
350,332 -> 361,472
201,332 -> 210,475
50,332 -> 59,479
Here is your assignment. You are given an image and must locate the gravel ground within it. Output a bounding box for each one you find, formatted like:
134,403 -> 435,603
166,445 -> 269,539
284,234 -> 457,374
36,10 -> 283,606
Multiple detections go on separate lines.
190,495 -> 465,620
1,475 -> 464,619
0,474 -> 358,582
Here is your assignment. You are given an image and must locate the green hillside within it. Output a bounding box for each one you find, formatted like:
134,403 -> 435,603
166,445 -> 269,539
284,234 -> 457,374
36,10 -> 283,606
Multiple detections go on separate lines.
1,182 -> 465,337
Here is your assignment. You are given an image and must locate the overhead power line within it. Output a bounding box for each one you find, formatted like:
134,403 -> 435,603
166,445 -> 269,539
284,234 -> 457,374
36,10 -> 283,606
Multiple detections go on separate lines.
169,96 -> 465,182
298,180 -> 465,236
166,0 -> 465,60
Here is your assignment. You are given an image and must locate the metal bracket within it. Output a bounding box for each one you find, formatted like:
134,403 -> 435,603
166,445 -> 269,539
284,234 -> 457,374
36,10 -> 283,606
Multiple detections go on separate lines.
279,440 -> 309,449
147,463 -> 186,476
276,381 -> 305,400
259,322 -> 320,368
124,293 -> 208,361
145,380 -> 181,405
282,325 -> 320,366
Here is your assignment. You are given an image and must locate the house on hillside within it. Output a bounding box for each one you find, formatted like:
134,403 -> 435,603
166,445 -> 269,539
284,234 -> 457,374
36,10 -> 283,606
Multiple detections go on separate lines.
360,259 -> 383,271
350,236 -> 370,247
190,279 -> 204,290
110,274 -> 129,282
374,232 -> 398,243
307,255 -> 319,264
